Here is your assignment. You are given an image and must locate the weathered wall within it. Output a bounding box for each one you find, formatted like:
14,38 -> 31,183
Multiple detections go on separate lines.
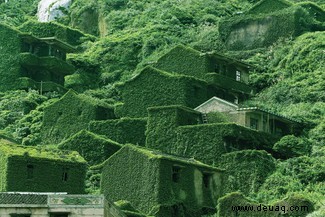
41,90 -> 115,144
101,146 -> 161,214
195,98 -> 238,113
158,159 -> 223,216
6,156 -> 86,194
146,105 -> 202,154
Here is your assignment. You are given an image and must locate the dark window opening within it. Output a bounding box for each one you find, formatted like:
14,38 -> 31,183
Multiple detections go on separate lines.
172,166 -> 181,183
50,213 -> 69,217
32,45 -> 40,56
171,205 -> 180,217
62,168 -> 69,182
21,41 -> 32,53
215,64 -> 220,73
250,118 -> 259,130
202,207 -> 216,215
27,164 -> 34,179
203,173 -> 212,188
193,85 -> 200,97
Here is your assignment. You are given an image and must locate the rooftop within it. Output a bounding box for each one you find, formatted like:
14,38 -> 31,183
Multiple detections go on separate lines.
121,144 -> 223,172
20,34 -> 76,53
0,142 -> 86,163
235,107 -> 301,123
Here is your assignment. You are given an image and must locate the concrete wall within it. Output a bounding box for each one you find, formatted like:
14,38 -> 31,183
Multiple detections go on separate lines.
195,97 -> 238,113
0,194 -> 126,217
0,207 -> 48,217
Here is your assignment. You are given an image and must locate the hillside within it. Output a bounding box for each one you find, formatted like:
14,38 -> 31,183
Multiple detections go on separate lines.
0,0 -> 324,216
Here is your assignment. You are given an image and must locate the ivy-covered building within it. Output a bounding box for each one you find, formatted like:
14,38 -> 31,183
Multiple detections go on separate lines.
146,105 -> 275,165
41,90 -> 116,144
101,144 -> 223,217
154,45 -> 254,103
0,143 -> 87,194
117,66 -> 212,117
219,0 -> 325,50
58,130 -> 122,165
217,150 -> 276,195
195,96 -> 300,137
0,23 -> 77,92
19,35 -> 76,85
88,118 -> 147,146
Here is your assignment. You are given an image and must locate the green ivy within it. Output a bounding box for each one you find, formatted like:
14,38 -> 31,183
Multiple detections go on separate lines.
58,130 -> 122,165
89,117 -> 147,146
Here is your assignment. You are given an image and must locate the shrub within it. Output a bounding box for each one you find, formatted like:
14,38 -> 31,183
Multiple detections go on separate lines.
273,135 -> 312,158
217,150 -> 276,195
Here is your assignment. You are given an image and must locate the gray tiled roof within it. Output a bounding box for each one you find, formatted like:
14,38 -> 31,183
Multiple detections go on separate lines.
0,193 -> 47,205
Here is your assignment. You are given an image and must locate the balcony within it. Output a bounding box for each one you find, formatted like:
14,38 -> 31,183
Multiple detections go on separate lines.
17,77 -> 67,93
205,73 -> 254,95
19,53 -> 75,75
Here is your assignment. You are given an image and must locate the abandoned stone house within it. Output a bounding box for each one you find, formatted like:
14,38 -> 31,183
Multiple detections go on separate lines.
154,45 -> 254,103
19,35 -> 76,85
58,130 -> 122,165
195,96 -> 299,137
0,23 -> 76,92
0,192 -> 126,217
145,105 -> 275,166
41,90 -> 116,144
0,142 -> 86,194
101,144 -> 223,217
117,66 -> 212,117
219,0 -> 325,50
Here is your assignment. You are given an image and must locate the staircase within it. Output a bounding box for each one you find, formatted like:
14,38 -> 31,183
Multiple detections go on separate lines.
202,113 -> 208,124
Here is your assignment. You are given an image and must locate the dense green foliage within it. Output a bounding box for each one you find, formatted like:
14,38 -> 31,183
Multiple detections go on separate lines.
217,150 -> 276,195
273,135 -> 312,158
0,90 -> 45,130
0,0 -> 39,26
0,24 -> 24,91
219,4 -> 324,50
247,0 -> 293,15
18,20 -> 92,46
101,145 -> 222,217
0,142 -> 86,193
41,90 -> 115,144
146,105 -> 202,154
115,200 -> 148,217
0,0 -> 325,216
118,67 -> 211,117
154,45 -> 211,81
175,124 -> 275,166
58,130 -> 122,165
89,118 -> 147,146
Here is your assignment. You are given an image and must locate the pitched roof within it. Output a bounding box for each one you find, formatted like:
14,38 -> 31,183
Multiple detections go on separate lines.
50,89 -> 113,109
0,143 -> 86,163
247,0 -> 292,15
119,66 -> 208,87
156,45 -> 254,70
194,96 -> 238,111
